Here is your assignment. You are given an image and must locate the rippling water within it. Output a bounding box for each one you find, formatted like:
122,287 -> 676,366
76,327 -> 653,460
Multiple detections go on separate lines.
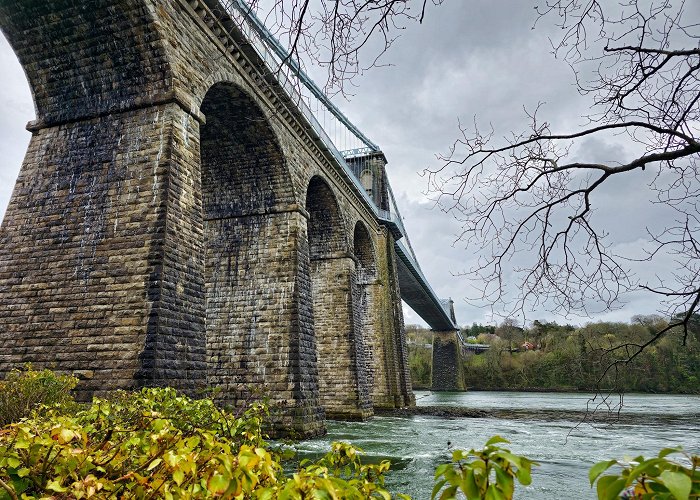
296,391 -> 700,499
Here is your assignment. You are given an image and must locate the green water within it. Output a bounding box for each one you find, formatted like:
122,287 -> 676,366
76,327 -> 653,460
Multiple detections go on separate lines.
296,391 -> 700,499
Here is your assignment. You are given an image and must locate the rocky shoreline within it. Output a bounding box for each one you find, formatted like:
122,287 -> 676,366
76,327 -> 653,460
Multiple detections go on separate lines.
375,405 -> 679,425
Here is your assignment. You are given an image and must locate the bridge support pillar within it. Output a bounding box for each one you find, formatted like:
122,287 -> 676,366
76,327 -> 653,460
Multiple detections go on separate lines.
366,229 -> 415,408
312,254 -> 373,420
431,330 -> 466,391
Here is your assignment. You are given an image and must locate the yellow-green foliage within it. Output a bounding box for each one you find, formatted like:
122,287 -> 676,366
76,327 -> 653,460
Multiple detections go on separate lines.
0,366 -> 77,427
0,387 -> 398,499
590,448 -> 700,500
432,436 -> 537,500
263,442 -> 406,499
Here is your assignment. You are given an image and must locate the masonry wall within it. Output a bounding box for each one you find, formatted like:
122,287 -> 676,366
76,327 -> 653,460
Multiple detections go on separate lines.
0,101 -> 210,397
311,257 -> 372,419
306,177 -> 372,419
431,331 -> 465,391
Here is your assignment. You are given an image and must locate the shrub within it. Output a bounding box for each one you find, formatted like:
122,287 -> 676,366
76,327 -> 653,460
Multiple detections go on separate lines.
0,366 -> 77,427
590,447 -> 700,500
432,435 -> 537,500
0,387 -> 398,499
260,442 -> 406,499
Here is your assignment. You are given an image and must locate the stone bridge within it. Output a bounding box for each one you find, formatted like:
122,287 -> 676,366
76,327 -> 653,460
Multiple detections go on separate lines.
0,0 -> 459,436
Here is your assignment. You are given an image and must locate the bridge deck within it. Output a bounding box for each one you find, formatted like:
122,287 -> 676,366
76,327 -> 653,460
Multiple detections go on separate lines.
394,240 -> 457,331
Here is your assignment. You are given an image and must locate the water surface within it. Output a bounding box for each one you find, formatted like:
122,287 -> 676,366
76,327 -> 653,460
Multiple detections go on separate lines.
297,391 -> 700,499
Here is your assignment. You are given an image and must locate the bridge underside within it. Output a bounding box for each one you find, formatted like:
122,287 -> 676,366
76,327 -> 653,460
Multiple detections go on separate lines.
394,243 -> 456,331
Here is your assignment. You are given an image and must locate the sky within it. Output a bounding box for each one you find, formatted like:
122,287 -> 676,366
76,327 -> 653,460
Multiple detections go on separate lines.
0,0 -> 694,329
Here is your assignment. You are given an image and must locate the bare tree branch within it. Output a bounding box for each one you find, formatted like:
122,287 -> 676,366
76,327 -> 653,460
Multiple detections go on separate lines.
425,0 -> 700,366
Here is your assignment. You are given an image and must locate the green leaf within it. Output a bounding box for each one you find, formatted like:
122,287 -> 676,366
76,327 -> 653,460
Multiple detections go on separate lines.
516,466 -> 532,486
596,475 -> 626,500
173,469 -> 185,486
15,468 -> 30,478
485,436 -> 510,446
659,448 -> 683,459
256,489 -> 275,500
439,484 -> 458,500
435,463 -> 451,479
484,483 -> 506,500
377,490 -> 391,500
496,451 -> 521,469
207,474 -> 230,495
627,458 -> 665,483
589,460 -> 618,485
432,478 -> 448,499
46,479 -> 69,493
495,465 -> 515,498
658,470 -> 692,500
9,478 -> 30,496
462,468 -> 480,499
147,457 -> 163,471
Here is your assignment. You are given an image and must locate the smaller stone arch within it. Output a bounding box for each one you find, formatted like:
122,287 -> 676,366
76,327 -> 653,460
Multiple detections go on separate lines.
305,176 -> 372,419
353,221 -> 377,283
305,176 -> 347,258
351,220 -> 383,404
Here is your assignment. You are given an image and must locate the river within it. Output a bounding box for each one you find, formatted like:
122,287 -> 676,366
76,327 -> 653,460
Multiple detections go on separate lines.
296,391 -> 700,499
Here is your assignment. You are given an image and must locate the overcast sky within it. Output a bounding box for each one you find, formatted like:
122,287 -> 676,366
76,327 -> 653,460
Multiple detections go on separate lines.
0,1 -> 693,329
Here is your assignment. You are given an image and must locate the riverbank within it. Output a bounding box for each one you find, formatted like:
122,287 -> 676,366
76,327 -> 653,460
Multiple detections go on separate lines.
413,385 -> 700,394
375,404 -> 683,425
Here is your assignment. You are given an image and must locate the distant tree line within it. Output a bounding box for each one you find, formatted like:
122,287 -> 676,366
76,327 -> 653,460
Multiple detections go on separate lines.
406,315 -> 700,393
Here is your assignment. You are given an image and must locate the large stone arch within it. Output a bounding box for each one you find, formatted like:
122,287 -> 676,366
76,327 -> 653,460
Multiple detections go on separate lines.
0,0 -> 172,127
199,82 -> 322,433
305,176 -> 372,419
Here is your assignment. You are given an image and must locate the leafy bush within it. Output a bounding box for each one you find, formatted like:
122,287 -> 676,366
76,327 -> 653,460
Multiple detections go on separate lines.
0,366 -> 77,427
432,435 -> 537,500
590,447 -> 700,500
262,442 -> 405,499
0,387 -> 398,499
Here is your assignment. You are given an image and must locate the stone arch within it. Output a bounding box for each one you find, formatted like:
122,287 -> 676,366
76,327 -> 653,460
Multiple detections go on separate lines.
0,0 -> 172,126
305,176 -> 347,258
305,177 -> 373,419
200,82 -> 295,215
353,221 -> 377,281
199,82 -> 309,412
352,221 -> 380,398
353,221 -> 383,392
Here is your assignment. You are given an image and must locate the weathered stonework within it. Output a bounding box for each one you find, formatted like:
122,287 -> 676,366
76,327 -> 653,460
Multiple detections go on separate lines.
0,0 -> 414,434
431,331 -> 466,391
